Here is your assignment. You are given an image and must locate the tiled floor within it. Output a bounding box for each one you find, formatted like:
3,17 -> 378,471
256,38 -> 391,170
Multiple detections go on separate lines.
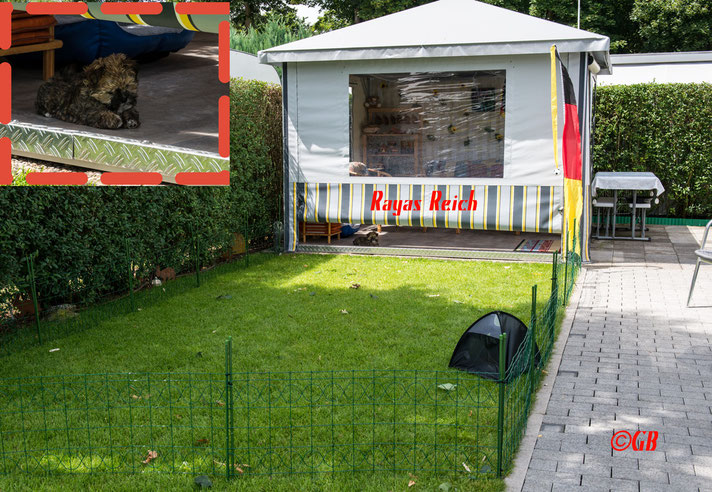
519,225 -> 712,491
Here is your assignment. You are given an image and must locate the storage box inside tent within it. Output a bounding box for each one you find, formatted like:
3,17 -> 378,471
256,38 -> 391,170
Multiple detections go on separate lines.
259,0 -> 611,259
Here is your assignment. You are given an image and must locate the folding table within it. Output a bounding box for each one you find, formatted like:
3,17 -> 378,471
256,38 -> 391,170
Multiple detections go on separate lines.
591,172 -> 665,241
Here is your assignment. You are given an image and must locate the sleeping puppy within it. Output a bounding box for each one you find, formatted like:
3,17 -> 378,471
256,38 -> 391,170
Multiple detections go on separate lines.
353,231 -> 379,247
36,53 -> 140,130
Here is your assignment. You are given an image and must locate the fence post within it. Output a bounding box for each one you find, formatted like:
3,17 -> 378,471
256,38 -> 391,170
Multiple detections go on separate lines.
243,223 -> 250,268
496,332 -> 507,478
193,232 -> 201,288
224,337 -> 233,479
550,252 -> 559,341
126,239 -> 134,312
529,285 -> 537,400
563,247 -> 569,304
26,254 -> 41,344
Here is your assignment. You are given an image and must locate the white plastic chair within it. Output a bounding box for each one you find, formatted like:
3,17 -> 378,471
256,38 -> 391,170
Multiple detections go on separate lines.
688,219 -> 712,306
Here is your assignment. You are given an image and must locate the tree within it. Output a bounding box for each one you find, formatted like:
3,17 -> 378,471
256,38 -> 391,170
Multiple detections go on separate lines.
631,0 -> 712,53
529,0 -> 638,52
305,0 -> 528,24
234,0 -> 297,30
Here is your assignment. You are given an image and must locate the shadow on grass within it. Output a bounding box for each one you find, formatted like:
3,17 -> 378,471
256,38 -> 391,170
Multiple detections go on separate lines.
0,253 -> 558,487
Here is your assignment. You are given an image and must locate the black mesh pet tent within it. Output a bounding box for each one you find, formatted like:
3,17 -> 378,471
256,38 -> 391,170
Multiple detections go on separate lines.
449,311 -> 539,379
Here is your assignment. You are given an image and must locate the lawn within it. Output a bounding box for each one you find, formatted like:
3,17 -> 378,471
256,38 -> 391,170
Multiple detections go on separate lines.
0,253 -> 556,491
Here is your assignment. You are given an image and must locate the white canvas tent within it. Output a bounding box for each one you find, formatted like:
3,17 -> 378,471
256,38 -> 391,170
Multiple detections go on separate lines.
260,0 -> 610,259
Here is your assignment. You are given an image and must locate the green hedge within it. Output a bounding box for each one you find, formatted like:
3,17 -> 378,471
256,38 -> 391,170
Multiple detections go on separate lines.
593,83 -> 712,218
0,80 -> 282,307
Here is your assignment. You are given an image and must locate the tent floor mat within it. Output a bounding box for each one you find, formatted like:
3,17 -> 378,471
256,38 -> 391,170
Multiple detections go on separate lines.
514,238 -> 560,253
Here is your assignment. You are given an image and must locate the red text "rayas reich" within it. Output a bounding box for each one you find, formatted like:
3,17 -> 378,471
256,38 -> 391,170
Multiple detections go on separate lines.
371,190 -> 478,216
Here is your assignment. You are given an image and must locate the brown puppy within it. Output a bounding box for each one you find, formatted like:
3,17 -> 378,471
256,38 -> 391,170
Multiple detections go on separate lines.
36,53 -> 140,129
155,266 -> 176,283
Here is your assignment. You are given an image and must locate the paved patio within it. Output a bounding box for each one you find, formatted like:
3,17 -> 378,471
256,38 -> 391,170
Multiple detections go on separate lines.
515,225 -> 712,491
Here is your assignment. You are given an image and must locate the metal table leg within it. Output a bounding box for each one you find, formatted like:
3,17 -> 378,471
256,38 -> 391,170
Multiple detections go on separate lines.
631,191 -> 637,239
612,190 -> 617,238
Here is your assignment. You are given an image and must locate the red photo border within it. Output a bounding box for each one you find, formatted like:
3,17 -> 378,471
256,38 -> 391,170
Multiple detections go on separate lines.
0,2 -> 230,186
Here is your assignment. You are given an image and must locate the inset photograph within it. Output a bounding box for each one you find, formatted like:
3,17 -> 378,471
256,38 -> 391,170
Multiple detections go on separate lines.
1,2 -> 228,184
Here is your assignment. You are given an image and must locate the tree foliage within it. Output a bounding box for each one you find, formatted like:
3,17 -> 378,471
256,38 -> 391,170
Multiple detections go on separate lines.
233,0 -> 298,30
231,14 -> 312,55
302,0 -> 711,54
631,0 -> 712,53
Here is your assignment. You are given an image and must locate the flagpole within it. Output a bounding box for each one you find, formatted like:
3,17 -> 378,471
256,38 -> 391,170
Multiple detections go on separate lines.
577,0 -> 581,29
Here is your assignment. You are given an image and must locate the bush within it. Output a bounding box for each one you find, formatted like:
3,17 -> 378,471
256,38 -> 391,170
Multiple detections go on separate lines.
230,78 -> 283,240
0,80 -> 283,307
230,15 -> 312,56
593,83 -> 712,218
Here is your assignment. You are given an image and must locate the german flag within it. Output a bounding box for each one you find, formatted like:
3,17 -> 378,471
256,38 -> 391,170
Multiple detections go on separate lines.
550,46 -> 582,254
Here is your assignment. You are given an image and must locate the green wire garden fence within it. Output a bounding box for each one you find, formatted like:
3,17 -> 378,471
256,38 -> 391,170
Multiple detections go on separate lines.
0,228 -> 581,481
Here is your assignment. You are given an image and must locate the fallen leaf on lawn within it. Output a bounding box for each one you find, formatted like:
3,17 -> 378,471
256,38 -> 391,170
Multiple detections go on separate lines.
131,394 -> 141,400
350,283 -> 360,289
462,462 -> 471,473
438,483 -> 452,492
469,410 -> 473,417
427,294 -> 440,298
235,463 -> 250,473
175,414 -> 183,420
195,438 -> 210,446
49,348 -> 60,353
162,288 -> 166,292
504,266 -> 511,269
318,355 -> 322,361
340,309 -> 349,315
453,300 -> 463,304
303,264 -> 308,268
216,400 -> 225,407
437,383 -> 457,392
137,308 -> 142,311
408,480 -> 416,487
142,450 -> 158,464
212,330 -> 217,334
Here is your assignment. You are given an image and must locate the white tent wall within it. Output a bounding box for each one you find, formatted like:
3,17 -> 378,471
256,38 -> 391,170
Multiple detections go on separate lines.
288,55 -> 566,186
280,53 -> 598,253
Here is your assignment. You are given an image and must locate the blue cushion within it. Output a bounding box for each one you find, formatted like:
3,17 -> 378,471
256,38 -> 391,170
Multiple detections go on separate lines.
55,20 -> 194,65
13,19 -> 194,67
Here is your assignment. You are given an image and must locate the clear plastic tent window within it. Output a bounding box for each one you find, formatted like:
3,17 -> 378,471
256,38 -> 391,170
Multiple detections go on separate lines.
349,71 -> 506,179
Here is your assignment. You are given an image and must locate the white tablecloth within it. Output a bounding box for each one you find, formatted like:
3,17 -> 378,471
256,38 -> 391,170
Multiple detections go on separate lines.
591,172 -> 665,196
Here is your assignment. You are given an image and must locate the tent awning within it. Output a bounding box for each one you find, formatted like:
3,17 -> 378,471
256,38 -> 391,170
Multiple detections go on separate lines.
258,0 -> 611,73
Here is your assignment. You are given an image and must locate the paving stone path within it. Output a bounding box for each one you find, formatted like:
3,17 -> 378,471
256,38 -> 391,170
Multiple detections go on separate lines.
520,225 -> 712,491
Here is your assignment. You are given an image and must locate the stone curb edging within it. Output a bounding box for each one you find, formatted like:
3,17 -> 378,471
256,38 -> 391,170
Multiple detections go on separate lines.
504,266 -> 588,492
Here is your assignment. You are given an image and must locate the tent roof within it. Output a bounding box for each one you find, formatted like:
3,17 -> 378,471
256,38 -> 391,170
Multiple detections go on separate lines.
258,0 -> 610,73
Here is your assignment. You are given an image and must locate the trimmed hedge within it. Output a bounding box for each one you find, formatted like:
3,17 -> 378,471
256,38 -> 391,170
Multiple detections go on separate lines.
0,79 -> 283,306
593,83 -> 712,218
230,78 -> 283,238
